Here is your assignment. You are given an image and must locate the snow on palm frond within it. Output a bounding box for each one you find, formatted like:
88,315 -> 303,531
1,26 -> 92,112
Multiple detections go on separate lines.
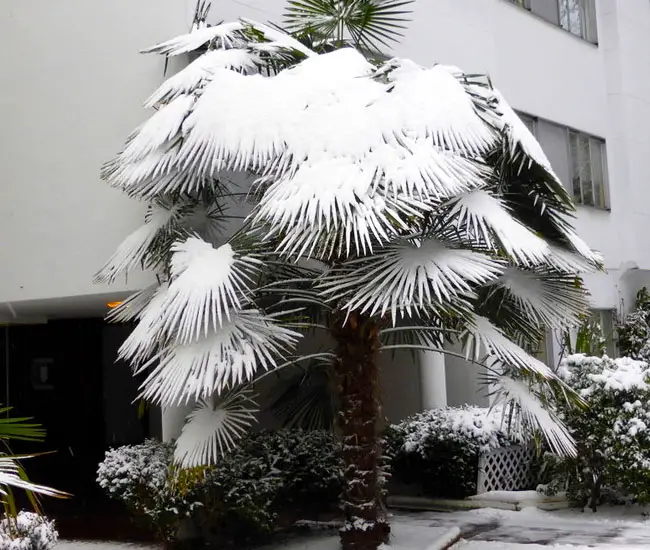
0,456 -> 67,498
563,229 -> 602,267
375,62 -> 497,156
119,283 -> 170,364
120,95 -> 194,164
160,238 -> 261,344
363,137 -> 490,203
446,189 -> 551,266
174,390 -> 258,468
253,159 -> 418,258
491,90 -> 558,180
179,48 -> 378,175
320,239 -> 505,322
106,285 -> 158,323
141,22 -> 246,56
494,376 -> 576,457
138,309 -> 299,406
94,204 -> 177,283
493,267 -> 589,329
463,316 -> 553,378
239,18 -> 317,58
145,49 -> 262,108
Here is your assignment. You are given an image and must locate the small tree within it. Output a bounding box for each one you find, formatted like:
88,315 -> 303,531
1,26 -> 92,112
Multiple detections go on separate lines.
98,5 -> 600,549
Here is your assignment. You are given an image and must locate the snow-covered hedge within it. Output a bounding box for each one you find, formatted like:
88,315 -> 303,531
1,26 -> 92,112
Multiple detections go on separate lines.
97,431 -> 342,545
543,354 -> 650,509
386,406 -> 525,498
0,512 -> 58,550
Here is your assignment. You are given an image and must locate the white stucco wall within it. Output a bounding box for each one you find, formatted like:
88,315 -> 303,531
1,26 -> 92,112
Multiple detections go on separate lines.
0,0 -> 199,305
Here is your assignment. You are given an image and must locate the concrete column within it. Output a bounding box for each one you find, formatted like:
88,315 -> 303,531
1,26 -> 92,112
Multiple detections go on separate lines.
418,350 -> 447,410
161,403 -> 195,441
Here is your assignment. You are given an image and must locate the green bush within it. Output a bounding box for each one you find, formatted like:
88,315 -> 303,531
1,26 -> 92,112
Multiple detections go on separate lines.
386,406 -> 524,499
192,429 -> 343,545
98,430 -> 343,546
543,354 -> 650,510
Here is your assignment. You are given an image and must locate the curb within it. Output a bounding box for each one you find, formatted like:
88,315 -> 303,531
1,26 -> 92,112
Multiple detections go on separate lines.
424,527 -> 462,550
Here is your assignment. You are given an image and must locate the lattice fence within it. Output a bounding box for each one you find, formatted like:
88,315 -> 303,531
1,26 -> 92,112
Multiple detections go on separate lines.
476,445 -> 537,494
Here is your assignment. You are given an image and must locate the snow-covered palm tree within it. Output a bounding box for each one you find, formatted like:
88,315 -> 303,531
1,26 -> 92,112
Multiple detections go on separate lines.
98,4 -> 600,549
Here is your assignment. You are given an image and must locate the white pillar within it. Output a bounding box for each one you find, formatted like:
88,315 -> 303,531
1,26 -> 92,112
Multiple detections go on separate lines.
161,403 -> 195,441
418,350 -> 447,410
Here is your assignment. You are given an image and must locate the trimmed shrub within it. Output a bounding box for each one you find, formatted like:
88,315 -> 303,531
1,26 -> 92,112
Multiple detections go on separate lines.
386,406 -> 524,499
0,512 -> 58,550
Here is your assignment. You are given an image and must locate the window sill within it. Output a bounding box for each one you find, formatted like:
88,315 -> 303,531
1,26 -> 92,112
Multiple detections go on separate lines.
576,204 -> 611,213
500,0 -> 598,47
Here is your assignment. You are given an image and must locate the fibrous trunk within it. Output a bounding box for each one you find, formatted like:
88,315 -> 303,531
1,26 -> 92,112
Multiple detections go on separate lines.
330,310 -> 389,550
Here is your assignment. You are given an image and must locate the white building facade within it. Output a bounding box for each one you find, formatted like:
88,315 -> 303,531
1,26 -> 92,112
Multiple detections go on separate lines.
1,0 -> 650,493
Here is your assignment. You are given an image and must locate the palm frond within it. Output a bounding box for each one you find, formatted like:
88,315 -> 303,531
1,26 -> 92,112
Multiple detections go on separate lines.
0,456 -> 69,499
145,49 -> 262,108
141,22 -> 246,56
320,239 -> 504,322
485,267 -> 589,330
94,204 -> 177,283
268,359 -> 335,430
137,309 -> 300,407
284,0 -> 414,53
462,316 -> 553,378
160,238 -> 262,344
174,389 -> 258,468
492,376 -> 576,457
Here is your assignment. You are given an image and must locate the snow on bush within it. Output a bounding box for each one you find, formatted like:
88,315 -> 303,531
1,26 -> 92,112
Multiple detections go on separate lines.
97,439 -> 203,542
97,431 -> 342,545
542,354 -> 650,509
386,406 -> 525,499
0,512 -> 58,550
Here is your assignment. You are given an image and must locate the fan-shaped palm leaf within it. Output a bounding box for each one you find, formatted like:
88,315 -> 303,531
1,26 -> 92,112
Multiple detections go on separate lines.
320,239 -> 505,322
137,308 -> 300,407
284,0 -> 414,53
492,376 -> 576,457
174,389 -> 258,468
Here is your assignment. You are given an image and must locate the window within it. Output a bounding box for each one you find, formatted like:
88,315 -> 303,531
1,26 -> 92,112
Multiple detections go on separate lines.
516,112 -> 610,211
507,0 -> 598,44
569,130 -> 608,209
558,0 -> 598,42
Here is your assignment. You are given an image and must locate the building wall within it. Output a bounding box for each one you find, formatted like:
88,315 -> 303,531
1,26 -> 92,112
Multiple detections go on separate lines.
3,0 -> 650,420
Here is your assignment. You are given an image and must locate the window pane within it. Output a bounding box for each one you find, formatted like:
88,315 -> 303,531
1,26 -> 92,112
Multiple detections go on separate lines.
579,134 -> 593,206
569,131 -> 582,204
584,0 -> 598,43
590,138 -> 605,208
560,0 -> 584,37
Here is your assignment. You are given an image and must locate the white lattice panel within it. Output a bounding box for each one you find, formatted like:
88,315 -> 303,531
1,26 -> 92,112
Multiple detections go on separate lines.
476,445 -> 536,494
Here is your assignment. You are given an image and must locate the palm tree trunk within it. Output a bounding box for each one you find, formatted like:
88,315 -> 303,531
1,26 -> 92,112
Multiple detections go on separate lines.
330,310 -> 389,550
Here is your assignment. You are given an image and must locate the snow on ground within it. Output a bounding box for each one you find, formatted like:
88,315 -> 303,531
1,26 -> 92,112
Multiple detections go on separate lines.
53,506 -> 650,549
57,542 -> 158,550
421,505 -> 650,548
453,542 -> 649,550
259,516 -> 456,550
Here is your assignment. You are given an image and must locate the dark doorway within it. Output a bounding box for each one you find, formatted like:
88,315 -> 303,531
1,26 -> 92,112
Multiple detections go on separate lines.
0,319 -> 159,540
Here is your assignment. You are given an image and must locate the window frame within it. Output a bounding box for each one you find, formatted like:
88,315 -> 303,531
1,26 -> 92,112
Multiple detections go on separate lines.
505,0 -> 598,44
567,128 -> 610,210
